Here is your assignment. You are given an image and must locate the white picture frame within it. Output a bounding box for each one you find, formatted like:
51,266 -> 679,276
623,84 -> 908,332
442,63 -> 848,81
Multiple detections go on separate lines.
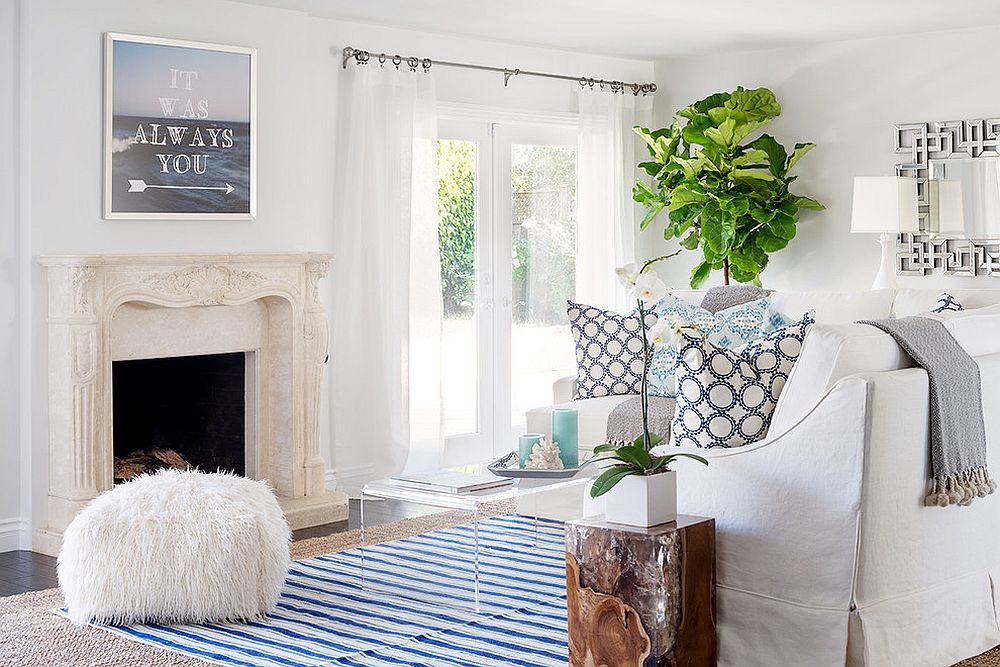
103,33 -> 257,220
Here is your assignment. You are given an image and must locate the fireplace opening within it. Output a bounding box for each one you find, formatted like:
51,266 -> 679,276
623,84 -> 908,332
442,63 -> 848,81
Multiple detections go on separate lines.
112,352 -> 249,483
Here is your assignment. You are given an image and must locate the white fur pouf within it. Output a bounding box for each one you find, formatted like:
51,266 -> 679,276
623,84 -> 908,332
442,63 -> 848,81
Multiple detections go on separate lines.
58,469 -> 291,625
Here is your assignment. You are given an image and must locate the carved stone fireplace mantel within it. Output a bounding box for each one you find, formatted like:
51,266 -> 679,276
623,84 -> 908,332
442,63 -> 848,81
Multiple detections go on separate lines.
35,252 -> 347,556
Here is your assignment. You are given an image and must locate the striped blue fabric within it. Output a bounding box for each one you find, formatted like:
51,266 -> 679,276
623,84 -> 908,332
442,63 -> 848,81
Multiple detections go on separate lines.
59,515 -> 569,667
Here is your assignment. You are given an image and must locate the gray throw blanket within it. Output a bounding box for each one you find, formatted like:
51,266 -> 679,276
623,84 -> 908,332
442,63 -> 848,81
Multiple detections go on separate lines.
860,316 -> 996,507
606,396 -> 676,445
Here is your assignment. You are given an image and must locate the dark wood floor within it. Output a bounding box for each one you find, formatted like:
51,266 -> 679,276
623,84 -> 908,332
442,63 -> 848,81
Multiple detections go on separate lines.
0,498 -> 435,598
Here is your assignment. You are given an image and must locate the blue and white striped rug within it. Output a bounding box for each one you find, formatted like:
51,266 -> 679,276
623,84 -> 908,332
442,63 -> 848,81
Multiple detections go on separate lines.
63,514 -> 569,667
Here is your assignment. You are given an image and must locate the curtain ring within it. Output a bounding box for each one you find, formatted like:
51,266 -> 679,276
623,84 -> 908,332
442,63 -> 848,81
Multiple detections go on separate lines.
407,56 -> 419,72
391,54 -> 402,69
422,58 -> 432,72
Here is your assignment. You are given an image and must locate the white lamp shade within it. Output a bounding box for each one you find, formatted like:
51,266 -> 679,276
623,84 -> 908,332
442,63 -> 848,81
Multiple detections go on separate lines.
850,176 -> 920,234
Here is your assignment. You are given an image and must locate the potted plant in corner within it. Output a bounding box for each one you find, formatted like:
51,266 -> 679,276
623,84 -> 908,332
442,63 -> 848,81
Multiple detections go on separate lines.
631,86 -> 824,288
588,256 -> 708,527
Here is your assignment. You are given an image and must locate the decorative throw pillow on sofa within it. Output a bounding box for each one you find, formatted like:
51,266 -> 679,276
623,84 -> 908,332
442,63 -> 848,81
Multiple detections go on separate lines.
700,285 -> 772,313
567,300 -> 654,399
647,294 -> 793,398
670,312 -> 815,448
931,292 -> 964,313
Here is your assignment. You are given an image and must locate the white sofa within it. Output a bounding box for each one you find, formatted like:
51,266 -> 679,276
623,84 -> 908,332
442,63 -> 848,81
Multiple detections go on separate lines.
527,287 -> 1000,666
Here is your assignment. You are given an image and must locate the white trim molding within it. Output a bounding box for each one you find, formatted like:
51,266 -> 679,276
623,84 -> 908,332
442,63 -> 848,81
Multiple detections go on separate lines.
0,518 -> 30,552
327,464 -> 377,495
436,101 -> 577,127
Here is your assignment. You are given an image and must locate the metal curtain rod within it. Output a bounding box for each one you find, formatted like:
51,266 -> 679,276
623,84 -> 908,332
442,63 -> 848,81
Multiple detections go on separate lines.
342,46 -> 657,96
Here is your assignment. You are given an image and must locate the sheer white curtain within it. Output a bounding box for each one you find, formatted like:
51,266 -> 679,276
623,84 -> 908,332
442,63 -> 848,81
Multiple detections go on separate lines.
575,88 -> 654,311
331,64 -> 443,491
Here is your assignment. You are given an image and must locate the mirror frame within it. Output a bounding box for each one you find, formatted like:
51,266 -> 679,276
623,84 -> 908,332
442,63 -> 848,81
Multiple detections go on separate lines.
895,119 -> 1000,277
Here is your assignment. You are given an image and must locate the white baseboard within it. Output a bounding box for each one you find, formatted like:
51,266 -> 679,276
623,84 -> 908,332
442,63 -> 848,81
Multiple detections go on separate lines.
0,517 -> 30,552
324,465 -> 376,493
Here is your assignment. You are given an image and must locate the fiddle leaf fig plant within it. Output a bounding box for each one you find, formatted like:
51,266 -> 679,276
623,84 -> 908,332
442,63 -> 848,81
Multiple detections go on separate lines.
632,87 -> 825,288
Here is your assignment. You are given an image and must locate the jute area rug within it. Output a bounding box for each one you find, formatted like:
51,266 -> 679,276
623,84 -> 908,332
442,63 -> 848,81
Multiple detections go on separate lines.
0,510 -> 484,667
2,509 -> 999,666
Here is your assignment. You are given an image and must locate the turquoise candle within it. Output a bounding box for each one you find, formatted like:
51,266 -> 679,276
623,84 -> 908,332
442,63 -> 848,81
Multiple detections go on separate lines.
518,433 -> 544,468
551,408 -> 579,467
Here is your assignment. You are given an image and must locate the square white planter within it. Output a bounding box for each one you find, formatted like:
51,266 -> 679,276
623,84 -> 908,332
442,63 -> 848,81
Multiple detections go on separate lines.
604,470 -> 677,527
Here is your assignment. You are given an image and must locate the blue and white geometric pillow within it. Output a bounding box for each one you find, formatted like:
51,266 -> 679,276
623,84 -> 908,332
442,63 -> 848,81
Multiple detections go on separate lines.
647,295 -> 794,398
567,300 -> 656,399
670,312 -> 815,449
931,292 -> 964,313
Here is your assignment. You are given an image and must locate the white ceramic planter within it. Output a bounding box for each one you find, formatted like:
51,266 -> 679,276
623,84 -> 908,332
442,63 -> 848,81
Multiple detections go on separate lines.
604,470 -> 677,527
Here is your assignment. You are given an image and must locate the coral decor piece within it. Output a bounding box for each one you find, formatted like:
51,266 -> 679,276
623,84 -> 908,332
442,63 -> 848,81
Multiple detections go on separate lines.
524,439 -> 565,470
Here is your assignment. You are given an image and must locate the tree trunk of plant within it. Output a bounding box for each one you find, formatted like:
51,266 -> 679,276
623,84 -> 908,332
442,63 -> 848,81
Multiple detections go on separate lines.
722,258 -> 731,285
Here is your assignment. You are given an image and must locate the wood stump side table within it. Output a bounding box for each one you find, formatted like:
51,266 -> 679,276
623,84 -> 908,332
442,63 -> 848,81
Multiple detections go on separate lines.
565,515 -> 717,667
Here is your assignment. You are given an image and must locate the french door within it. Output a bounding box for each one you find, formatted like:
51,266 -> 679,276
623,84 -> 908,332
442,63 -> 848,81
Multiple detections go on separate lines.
438,117 -> 578,465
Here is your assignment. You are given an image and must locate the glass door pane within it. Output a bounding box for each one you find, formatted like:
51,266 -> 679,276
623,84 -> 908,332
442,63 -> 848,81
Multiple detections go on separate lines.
496,125 -> 579,437
437,120 -> 494,465
438,138 -> 479,437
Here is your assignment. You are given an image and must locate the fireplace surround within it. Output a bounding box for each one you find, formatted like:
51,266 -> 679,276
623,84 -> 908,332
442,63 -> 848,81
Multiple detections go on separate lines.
35,252 -> 347,555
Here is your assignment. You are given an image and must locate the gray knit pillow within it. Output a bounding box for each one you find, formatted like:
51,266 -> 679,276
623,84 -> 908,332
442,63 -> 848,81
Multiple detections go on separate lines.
701,285 -> 772,313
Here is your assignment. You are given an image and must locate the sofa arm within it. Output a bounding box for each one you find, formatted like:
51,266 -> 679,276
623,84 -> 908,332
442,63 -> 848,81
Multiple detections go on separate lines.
553,375 -> 577,404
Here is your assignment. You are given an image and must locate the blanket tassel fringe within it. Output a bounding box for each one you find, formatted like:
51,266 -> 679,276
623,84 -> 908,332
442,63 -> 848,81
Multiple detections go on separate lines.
926,468 -> 998,507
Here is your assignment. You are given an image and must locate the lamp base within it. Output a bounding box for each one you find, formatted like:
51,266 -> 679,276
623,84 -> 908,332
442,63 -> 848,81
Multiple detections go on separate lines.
871,233 -> 898,291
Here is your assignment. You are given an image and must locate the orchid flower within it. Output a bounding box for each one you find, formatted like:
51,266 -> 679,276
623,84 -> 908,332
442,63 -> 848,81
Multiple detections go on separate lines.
614,263 -> 641,290
632,270 -> 667,305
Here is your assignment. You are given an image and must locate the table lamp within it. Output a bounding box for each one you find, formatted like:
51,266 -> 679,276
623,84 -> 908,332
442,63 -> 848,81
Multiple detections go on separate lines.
850,176 -> 920,290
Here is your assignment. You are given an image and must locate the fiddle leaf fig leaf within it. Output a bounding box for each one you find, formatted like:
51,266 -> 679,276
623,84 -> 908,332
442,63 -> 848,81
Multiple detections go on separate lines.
786,142 -> 816,172
731,169 -> 774,182
755,228 -> 789,252
680,230 -> 701,250
793,195 -> 825,211
690,260 -> 713,288
667,184 -> 709,210
749,134 -> 788,178
732,149 -> 770,167
639,202 -> 665,230
726,86 -> 781,121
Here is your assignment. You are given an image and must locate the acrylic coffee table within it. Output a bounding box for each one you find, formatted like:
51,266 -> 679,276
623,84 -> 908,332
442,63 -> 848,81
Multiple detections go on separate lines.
359,465 -> 595,611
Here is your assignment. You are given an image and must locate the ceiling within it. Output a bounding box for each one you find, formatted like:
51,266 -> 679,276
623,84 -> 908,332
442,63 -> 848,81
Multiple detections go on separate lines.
236,0 -> 1000,60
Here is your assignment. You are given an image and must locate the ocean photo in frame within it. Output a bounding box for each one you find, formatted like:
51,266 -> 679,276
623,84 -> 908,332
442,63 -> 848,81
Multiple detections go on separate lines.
104,33 -> 256,220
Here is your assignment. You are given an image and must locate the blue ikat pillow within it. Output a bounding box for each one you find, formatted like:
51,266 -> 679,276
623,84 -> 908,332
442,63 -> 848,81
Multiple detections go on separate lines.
647,295 -> 793,398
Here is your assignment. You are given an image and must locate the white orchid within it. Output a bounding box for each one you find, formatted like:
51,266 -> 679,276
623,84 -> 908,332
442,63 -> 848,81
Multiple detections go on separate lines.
614,263 -> 641,290
645,319 -> 672,346
632,270 -> 667,305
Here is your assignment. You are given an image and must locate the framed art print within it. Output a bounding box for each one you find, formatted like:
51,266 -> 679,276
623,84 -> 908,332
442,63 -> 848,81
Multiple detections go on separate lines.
104,33 -> 256,220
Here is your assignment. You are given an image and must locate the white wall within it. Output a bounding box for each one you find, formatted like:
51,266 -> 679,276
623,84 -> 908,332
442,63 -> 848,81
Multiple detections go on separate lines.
651,25 -> 1000,293
1,0 -> 24,551
10,0 -> 653,546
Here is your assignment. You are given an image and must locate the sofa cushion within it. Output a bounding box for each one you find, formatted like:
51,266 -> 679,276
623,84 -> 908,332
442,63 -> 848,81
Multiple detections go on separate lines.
567,300 -> 649,399
769,289 -> 894,324
700,285 -> 772,313
770,323 -> 915,433
648,294 -> 793,398
927,304 -> 1000,357
671,313 -> 814,448
892,289 -> 1000,317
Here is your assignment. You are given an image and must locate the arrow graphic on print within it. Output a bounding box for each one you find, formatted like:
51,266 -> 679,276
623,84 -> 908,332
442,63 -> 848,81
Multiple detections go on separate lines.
127,179 -> 235,195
